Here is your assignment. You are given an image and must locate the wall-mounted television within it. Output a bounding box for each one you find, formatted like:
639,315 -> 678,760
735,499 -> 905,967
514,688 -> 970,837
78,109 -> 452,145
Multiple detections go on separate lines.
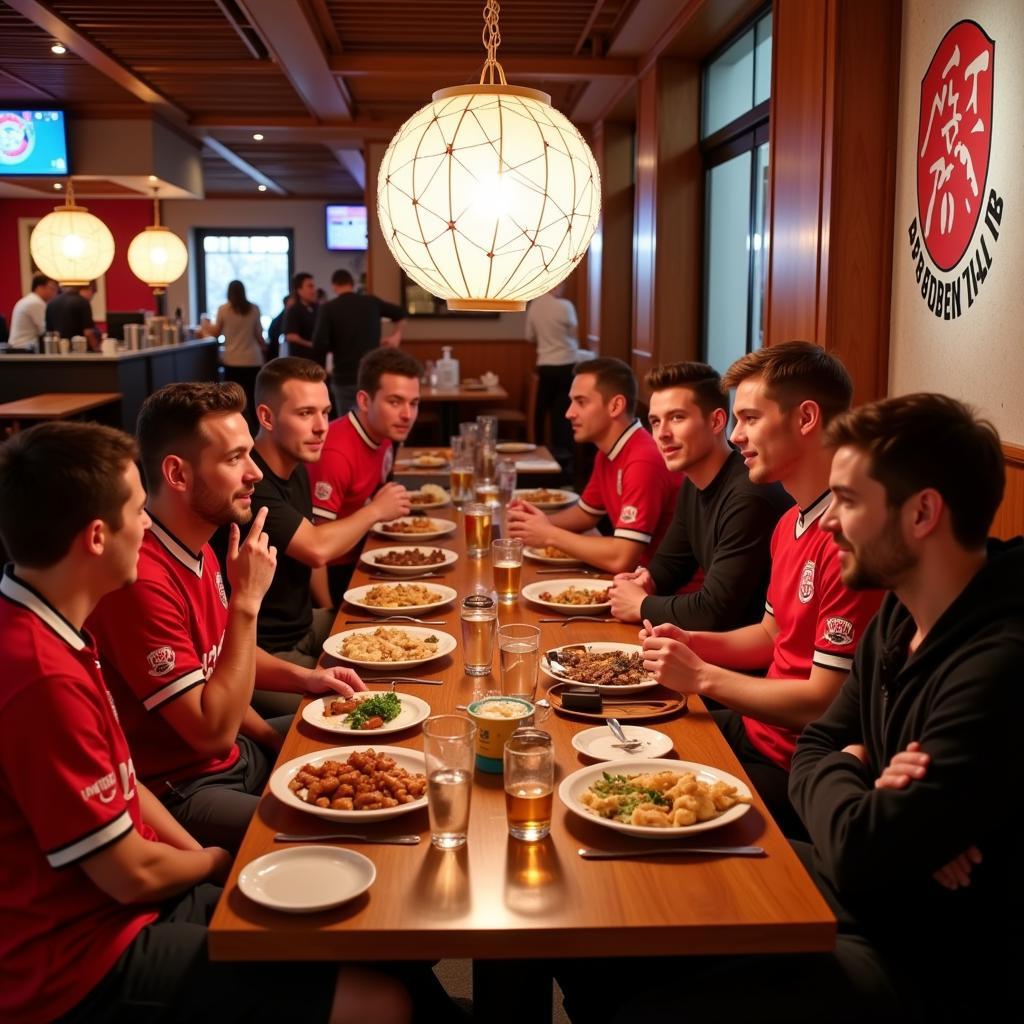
325,204 -> 367,251
0,109 -> 69,176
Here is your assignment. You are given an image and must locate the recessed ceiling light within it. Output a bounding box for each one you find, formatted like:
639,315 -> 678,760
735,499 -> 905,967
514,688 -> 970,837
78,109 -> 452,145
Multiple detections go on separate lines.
51,42 -> 66,55
257,184 -> 268,192
53,182 -> 63,190
148,174 -> 158,182
252,133 -> 264,141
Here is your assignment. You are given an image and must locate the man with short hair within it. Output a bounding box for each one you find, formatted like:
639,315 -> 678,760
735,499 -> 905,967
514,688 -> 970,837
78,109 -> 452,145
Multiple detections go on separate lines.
308,347 -> 423,604
7,273 -> 57,351
640,342 -> 883,837
284,271 -> 318,360
507,356 -> 680,574
45,280 -> 98,349
88,382 -> 365,850
313,268 -> 406,413
610,361 -> 791,628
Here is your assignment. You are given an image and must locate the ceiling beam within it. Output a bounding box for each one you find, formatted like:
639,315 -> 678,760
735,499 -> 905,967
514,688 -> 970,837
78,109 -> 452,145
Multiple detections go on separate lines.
331,147 -> 365,190
191,118 -> 399,144
0,66 -> 57,101
327,53 -> 638,81
201,137 -> 287,196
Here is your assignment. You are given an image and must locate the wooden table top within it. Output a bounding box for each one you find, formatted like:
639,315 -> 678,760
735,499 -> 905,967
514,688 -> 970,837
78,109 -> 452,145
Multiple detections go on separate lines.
393,445 -> 562,477
209,506 -> 835,962
420,384 -> 509,402
0,391 -> 122,420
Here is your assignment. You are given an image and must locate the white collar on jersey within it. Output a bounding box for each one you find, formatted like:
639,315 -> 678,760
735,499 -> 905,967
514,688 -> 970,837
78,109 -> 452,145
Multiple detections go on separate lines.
794,490 -> 832,540
148,516 -> 204,578
1,566 -> 87,651
606,419 -> 643,462
348,410 -> 381,451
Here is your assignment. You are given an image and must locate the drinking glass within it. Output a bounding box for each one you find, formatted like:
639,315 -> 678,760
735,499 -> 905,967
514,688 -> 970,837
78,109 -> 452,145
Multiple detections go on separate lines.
460,593 -> 497,676
450,454 -> 475,505
475,480 -> 499,506
492,539 -> 524,603
476,414 -> 498,447
464,502 -> 493,557
498,623 -> 541,701
423,715 -> 476,850
504,728 -> 554,841
496,458 -> 518,506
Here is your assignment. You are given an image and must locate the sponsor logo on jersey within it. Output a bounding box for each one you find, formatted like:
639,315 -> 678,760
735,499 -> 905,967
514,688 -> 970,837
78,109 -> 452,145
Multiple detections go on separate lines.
822,617 -> 855,646
215,571 -> 228,608
81,771 -> 117,803
315,480 -> 333,501
620,505 -> 638,524
146,646 -> 176,677
798,560 -> 816,604
202,634 -> 225,680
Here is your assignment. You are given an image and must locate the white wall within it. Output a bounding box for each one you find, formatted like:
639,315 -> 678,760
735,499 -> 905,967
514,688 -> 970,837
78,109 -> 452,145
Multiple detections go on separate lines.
889,0 -> 1024,444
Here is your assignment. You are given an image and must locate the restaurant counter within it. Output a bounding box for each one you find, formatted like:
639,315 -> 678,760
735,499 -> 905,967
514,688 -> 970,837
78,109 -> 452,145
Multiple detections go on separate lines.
0,339 -> 220,432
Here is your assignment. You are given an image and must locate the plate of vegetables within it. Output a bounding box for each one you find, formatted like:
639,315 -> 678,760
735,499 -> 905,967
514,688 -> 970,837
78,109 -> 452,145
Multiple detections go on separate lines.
300,691 -> 431,737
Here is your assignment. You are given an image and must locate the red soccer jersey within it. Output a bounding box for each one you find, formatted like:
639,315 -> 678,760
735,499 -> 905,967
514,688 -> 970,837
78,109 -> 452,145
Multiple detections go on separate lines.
88,518 -> 239,788
578,420 -> 681,563
0,569 -> 159,1022
744,492 -> 884,769
307,412 -> 394,562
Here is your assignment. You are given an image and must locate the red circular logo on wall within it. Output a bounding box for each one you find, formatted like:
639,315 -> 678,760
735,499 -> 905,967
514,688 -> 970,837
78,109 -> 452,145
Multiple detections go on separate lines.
916,20 -> 995,272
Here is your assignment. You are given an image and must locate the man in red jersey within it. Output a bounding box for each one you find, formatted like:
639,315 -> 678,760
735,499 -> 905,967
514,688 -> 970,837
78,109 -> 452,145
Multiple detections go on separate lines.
307,346 -> 422,603
507,357 -> 680,573
89,382 -> 366,851
640,342 -> 883,837
0,422 -> 421,1024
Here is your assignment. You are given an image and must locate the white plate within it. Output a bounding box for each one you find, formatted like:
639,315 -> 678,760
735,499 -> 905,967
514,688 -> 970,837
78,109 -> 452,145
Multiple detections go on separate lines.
323,625 -> 457,669
301,692 -> 431,737
513,488 -> 579,510
407,488 -> 451,510
360,546 -> 459,576
541,642 -> 659,694
521,578 -> 612,615
371,517 -> 458,541
411,453 -> 448,468
496,441 -> 537,454
559,758 -> 753,838
524,546 -> 584,567
238,846 -> 375,913
269,745 -> 428,822
343,582 -> 458,616
571,725 -> 673,761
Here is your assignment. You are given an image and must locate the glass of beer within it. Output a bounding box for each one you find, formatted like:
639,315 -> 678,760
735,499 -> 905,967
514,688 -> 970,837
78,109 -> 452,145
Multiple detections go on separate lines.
504,728 -> 554,841
460,593 -> 497,676
498,622 -> 541,702
475,480 -> 499,506
492,539 -> 524,603
464,502 -> 493,557
450,455 -> 475,506
423,715 -> 477,850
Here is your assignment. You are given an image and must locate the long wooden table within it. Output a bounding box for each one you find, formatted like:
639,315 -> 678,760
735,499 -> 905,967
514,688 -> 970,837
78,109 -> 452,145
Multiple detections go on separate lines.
394,445 -> 562,477
0,391 -> 122,432
210,503 -> 834,1012
418,384 -> 509,437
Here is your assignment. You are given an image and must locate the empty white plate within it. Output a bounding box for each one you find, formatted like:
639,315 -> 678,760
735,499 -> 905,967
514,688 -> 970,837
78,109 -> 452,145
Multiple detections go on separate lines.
571,725 -> 674,762
238,846 -> 376,913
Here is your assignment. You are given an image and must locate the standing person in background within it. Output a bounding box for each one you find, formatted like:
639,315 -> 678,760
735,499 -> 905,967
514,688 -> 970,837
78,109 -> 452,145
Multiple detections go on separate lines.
266,293 -> 293,362
313,269 -> 406,415
45,281 -> 98,350
7,273 -> 58,351
283,272 -> 319,361
213,280 -> 266,433
526,282 -> 581,474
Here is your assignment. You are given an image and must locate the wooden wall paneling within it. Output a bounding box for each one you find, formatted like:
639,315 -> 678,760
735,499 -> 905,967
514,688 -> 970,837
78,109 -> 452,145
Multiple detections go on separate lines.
992,444 -> 1024,540
632,65 -> 658,372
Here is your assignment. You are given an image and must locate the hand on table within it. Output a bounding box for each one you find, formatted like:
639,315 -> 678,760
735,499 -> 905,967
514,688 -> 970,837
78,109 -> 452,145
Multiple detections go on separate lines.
609,568 -> 654,623
640,619 -> 704,695
303,665 -> 368,698
505,500 -> 552,548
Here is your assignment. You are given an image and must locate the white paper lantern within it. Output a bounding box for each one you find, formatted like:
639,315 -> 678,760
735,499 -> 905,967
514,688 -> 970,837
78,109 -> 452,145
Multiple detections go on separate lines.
30,194 -> 115,287
127,225 -> 188,292
378,83 -> 601,312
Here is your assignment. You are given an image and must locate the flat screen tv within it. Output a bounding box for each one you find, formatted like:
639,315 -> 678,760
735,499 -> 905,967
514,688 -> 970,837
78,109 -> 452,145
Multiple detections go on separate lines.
0,109 -> 69,176
326,204 -> 367,251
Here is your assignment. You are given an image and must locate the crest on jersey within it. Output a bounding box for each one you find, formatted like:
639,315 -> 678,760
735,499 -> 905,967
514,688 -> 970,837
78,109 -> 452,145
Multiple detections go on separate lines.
215,571 -> 228,608
798,560 -> 816,604
620,505 -> 638,524
314,480 -> 333,501
822,617 -> 855,646
146,646 -> 176,677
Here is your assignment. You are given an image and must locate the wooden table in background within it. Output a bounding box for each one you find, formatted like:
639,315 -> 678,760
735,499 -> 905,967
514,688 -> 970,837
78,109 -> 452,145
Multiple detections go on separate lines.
393,445 -> 562,478
209,504 -> 834,1018
0,391 -> 122,432
418,384 -> 509,436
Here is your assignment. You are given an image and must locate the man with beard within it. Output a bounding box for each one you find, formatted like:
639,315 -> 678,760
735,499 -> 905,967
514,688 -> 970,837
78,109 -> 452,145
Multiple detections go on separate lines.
88,382 -> 366,851
609,362 -> 791,627
639,342 -> 883,837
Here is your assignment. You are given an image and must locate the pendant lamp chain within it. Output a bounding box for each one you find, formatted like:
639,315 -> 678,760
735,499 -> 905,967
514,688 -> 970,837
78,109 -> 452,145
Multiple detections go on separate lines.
479,0 -> 507,85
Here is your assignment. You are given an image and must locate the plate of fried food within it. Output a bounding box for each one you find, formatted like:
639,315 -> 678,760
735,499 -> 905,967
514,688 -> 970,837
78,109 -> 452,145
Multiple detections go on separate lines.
558,758 -> 753,837
269,745 -> 429,822
496,441 -> 537,454
343,582 -> 458,617
301,691 -> 431,737
407,484 -> 450,509
520,578 -> 612,615
541,642 -> 659,694
524,544 -> 584,567
513,487 -> 579,510
361,546 -> 459,576
322,625 -> 457,669
411,451 -> 448,468
372,517 -> 458,540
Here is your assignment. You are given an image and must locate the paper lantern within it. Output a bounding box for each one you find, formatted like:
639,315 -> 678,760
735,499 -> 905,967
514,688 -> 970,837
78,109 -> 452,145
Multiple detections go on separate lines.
29,184 -> 114,287
127,226 -> 188,292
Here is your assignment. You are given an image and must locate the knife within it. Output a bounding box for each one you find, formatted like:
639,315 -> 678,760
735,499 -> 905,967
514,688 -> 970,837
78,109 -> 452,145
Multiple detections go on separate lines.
578,845 -> 765,860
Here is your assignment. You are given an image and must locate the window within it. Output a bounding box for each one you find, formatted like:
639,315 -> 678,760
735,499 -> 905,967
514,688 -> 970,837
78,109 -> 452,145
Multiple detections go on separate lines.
194,230 -> 295,331
701,10 -> 772,370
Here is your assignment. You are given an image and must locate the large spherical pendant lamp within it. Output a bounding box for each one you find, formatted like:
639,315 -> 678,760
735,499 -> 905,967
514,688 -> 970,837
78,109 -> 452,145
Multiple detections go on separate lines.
127,195 -> 188,293
377,0 -> 601,312
29,180 -> 115,286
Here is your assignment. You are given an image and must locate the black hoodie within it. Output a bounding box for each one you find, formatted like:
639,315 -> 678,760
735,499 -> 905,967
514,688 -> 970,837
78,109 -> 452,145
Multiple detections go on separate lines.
789,537 -> 1022,1006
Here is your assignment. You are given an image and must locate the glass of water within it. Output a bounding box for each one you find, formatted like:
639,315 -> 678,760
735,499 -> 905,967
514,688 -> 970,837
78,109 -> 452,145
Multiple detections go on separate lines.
423,715 -> 477,850
498,623 -> 543,706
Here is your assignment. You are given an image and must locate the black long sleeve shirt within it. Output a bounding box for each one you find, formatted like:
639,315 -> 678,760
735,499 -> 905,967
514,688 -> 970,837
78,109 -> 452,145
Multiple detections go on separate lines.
312,292 -> 406,385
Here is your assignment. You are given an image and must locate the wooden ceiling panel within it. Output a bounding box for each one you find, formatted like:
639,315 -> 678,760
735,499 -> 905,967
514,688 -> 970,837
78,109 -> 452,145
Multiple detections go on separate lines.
141,71 -> 309,118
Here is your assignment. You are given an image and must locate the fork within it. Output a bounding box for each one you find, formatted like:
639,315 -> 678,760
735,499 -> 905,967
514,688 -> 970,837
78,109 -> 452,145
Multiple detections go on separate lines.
274,832 -> 421,845
535,569 -> 610,577
367,573 -> 446,581
539,616 -> 616,625
344,616 -> 447,625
